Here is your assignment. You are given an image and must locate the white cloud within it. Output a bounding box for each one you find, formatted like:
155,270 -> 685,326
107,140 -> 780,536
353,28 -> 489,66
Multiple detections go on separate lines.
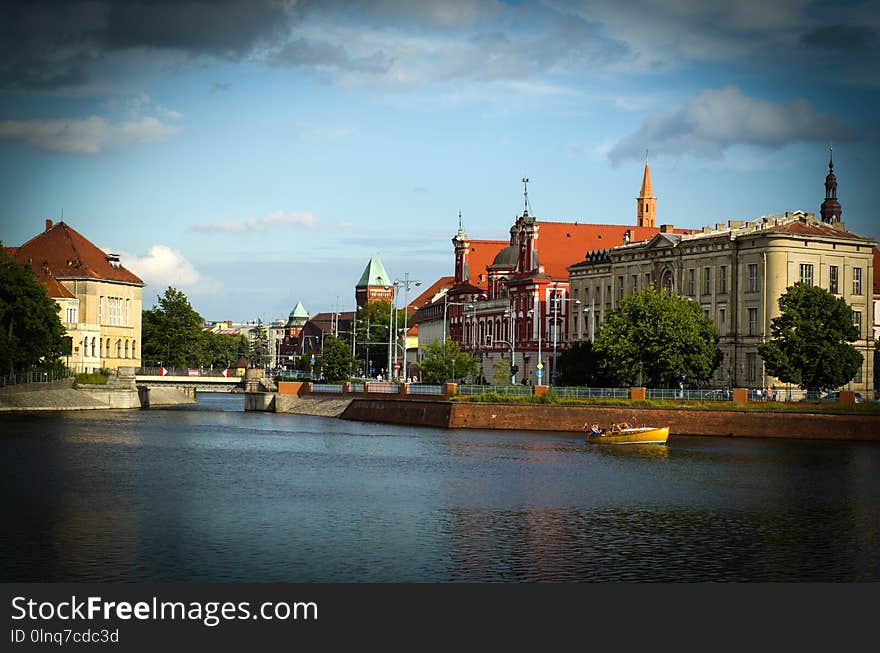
608,85 -> 856,164
115,244 -> 202,288
191,210 -> 318,233
0,115 -> 180,154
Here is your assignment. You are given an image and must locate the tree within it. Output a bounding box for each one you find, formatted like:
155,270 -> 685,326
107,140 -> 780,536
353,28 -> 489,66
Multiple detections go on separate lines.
141,287 -> 205,368
320,335 -> 355,382
0,247 -> 69,375
594,286 -> 722,387
248,320 -> 270,367
555,340 -> 611,387
353,301 -> 407,378
758,282 -> 862,392
202,331 -> 248,368
416,338 -> 477,383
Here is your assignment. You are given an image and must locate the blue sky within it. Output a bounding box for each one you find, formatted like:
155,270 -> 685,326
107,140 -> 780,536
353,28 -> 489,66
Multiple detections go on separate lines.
1,0 -> 878,322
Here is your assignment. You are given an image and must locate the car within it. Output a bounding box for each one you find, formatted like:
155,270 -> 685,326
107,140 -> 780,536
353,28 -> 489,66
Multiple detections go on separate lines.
705,389 -> 731,401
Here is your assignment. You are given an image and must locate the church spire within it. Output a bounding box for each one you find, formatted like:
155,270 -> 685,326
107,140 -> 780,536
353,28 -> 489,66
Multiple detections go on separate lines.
820,143 -> 842,223
637,155 -> 656,228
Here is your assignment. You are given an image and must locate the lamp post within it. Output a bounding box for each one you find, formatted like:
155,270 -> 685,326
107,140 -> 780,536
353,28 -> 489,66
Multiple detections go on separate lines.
502,308 -> 516,384
549,289 -> 581,386
527,307 -> 544,386
394,273 -> 421,380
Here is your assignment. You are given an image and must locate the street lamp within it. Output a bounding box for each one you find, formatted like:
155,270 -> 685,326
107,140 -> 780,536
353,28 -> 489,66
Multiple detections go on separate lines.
549,289 -> 580,386
394,273 -> 421,380
527,307 -> 544,386
501,308 -> 516,384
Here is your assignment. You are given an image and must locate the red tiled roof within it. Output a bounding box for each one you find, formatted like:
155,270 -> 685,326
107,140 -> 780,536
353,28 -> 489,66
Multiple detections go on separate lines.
12,221 -> 144,285
409,276 -> 454,309
465,239 -> 508,288
534,221 -> 695,280
42,276 -> 76,299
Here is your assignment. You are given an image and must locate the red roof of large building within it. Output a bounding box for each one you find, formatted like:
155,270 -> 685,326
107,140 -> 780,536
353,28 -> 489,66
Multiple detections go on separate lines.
9,220 -> 144,285
533,221 -> 694,280
409,276 -> 455,309
465,239 -> 508,288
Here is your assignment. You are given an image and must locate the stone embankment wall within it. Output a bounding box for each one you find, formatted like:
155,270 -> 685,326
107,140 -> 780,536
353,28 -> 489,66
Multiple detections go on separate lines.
447,403 -> 880,441
0,376 -> 108,412
341,399 -> 451,427
276,394 -> 352,417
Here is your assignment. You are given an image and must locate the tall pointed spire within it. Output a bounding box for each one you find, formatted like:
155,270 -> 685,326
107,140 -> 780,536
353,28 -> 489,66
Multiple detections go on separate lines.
820,143 -> 842,223
637,157 -> 656,227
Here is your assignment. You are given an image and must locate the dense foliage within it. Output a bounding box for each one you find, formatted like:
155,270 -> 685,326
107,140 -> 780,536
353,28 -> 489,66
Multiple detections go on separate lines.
352,300 -> 407,378
594,286 -> 722,387
758,282 -> 862,392
417,338 -> 478,383
0,247 -> 69,375
248,321 -> 270,367
320,335 -> 355,382
555,340 -> 611,387
141,287 -> 247,369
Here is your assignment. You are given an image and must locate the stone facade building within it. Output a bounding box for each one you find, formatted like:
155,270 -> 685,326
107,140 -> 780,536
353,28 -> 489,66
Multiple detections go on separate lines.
7,220 -> 144,372
568,157 -> 876,393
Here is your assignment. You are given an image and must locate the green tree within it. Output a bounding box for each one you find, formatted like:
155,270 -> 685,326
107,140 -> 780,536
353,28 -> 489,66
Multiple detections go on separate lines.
594,286 -> 722,387
0,247 -> 69,375
555,340 -> 611,387
248,320 -> 270,367
141,287 -> 205,368
320,335 -> 355,382
416,338 -> 478,383
202,331 -> 249,368
353,301 -> 407,378
758,282 -> 862,392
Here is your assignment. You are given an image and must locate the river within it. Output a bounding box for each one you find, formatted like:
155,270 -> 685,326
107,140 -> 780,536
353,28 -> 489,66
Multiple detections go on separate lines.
2,393 -> 878,582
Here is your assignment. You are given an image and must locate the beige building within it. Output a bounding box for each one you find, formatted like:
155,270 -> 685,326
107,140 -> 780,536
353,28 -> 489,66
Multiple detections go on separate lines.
8,220 -> 144,372
568,201 -> 875,393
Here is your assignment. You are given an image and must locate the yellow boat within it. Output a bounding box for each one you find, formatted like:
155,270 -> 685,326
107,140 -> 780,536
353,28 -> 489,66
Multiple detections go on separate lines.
585,422 -> 669,445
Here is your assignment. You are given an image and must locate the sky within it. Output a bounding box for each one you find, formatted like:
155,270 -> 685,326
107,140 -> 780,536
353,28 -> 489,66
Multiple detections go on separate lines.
1,0 -> 878,322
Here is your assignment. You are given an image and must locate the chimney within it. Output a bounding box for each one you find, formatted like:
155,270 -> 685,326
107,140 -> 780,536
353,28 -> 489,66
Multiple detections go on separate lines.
660,224 -> 674,233
45,219 -> 53,232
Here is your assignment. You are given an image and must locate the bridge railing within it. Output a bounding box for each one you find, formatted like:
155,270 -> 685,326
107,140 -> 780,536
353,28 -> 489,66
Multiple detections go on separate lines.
137,367 -> 239,377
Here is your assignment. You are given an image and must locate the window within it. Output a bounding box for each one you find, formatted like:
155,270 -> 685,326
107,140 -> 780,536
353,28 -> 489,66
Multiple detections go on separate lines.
645,272 -> 651,287
853,267 -> 862,295
719,307 -> 727,336
748,263 -> 759,292
829,266 -> 839,294
65,307 -> 77,323
720,266 -> 728,293
746,353 -> 758,382
748,307 -> 758,336
98,296 -> 103,324
703,267 -> 711,295
853,311 -> 862,337
687,269 -> 695,296
632,274 -> 638,292
799,263 -> 814,286
617,276 -> 624,300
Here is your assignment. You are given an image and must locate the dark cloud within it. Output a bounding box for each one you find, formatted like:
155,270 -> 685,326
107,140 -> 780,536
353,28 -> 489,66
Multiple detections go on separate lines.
0,1 -> 290,91
799,24 -> 878,52
269,38 -> 392,74
609,85 -> 858,164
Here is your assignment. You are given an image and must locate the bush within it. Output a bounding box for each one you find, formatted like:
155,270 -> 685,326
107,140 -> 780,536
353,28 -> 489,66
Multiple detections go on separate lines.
74,372 -> 108,387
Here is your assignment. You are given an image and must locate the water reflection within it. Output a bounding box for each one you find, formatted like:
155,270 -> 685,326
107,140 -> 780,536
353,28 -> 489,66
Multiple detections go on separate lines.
1,394 -> 878,582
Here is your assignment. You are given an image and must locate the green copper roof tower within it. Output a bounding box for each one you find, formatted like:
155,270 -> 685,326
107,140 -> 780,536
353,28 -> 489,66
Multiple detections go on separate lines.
355,255 -> 394,307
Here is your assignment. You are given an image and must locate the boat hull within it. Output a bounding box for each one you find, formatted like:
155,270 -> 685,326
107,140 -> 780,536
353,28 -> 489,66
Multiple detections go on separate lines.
586,426 -> 669,445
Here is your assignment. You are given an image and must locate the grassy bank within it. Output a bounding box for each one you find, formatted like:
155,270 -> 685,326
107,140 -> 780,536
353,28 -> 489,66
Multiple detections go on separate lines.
452,392 -> 880,415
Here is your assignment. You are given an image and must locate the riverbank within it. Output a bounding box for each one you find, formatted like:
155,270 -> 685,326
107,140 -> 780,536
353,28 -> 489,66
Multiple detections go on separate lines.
334,397 -> 880,441
0,376 -> 195,412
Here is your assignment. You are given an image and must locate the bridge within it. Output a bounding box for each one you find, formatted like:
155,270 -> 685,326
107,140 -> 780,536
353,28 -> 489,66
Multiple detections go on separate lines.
135,367 -> 246,393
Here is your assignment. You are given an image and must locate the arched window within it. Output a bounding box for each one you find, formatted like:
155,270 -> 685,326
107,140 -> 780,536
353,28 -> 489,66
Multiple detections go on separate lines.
132,340 -> 136,359
124,341 -> 129,359
91,337 -> 96,357
116,340 -> 121,358
106,339 -> 111,357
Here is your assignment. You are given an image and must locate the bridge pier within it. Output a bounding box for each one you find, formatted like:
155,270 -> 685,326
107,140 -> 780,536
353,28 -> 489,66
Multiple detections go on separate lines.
244,368 -> 276,411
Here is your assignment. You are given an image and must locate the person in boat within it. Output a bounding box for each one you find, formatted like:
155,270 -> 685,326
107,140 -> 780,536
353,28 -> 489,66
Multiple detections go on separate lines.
584,423 -> 605,436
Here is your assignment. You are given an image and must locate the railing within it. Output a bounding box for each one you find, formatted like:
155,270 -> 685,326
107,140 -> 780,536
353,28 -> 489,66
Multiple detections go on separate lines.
458,384 -> 532,396
646,388 -> 732,402
366,382 -> 401,394
1,368 -> 74,388
311,383 -> 344,394
137,367 -> 238,377
407,384 -> 443,395
349,383 -> 365,393
554,387 -> 630,399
